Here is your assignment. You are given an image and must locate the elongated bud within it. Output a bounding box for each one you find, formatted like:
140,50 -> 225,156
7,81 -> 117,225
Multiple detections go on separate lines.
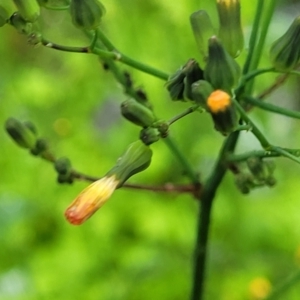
207,90 -> 238,135
121,99 -> 155,127
0,6 -> 9,27
13,0 -> 40,22
5,117 -> 37,149
270,16 -> 300,71
183,60 -> 204,101
204,36 -> 241,92
140,127 -> 160,145
216,0 -> 244,58
70,0 -> 105,30
65,140 -> 152,225
190,10 -> 215,65
106,140 -> 153,186
191,80 -> 214,108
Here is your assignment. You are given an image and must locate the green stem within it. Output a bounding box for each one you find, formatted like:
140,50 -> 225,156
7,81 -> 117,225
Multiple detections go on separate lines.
163,136 -> 200,185
245,96 -> 300,120
232,98 -> 270,149
246,0 -> 278,93
265,269 -> 300,300
270,146 -> 300,164
191,131 -> 240,300
242,0 -> 264,75
168,105 -> 200,125
94,29 -> 169,80
41,38 -> 89,53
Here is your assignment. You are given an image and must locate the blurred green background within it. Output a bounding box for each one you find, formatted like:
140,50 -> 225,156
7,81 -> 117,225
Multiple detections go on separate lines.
1,0 -> 300,299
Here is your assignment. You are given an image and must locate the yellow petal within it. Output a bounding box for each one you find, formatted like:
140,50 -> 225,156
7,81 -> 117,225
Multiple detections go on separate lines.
65,175 -> 119,225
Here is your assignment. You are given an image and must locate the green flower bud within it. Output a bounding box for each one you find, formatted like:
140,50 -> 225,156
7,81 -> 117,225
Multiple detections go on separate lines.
140,127 -> 160,145
30,138 -> 49,156
153,120 -> 169,138
13,0 -> 40,22
246,157 -> 267,181
270,16 -> 300,71
121,99 -> 155,127
235,173 -> 254,194
70,0 -> 105,30
23,121 -> 38,136
54,157 -> 72,175
0,6 -> 9,27
9,12 -> 33,35
204,36 -> 241,92
57,173 -> 73,184
166,59 -> 204,101
183,60 -> 204,101
191,80 -> 214,108
216,0 -> 244,58
190,10 -> 216,65
106,140 -> 153,186
207,90 -> 238,135
5,117 -> 37,149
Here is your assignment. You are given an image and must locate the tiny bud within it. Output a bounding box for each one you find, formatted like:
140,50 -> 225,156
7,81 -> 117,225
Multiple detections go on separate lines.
235,173 -> 254,194
190,10 -> 216,64
270,16 -> 300,71
216,0 -> 244,58
121,99 -> 155,128
12,0 -> 40,22
207,90 -> 238,135
54,157 -> 72,175
246,157 -> 267,181
140,127 -> 160,145
204,36 -> 241,92
5,117 -> 37,149
9,12 -> 33,35
70,0 -> 106,30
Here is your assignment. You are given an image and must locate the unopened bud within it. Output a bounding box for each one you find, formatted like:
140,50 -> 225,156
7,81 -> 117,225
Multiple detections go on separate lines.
5,118 -> 37,149
235,173 -> 254,194
140,127 -> 160,145
216,0 -> 244,58
9,12 -> 33,35
270,16 -> 300,71
121,99 -> 155,127
13,0 -> 40,22
207,90 -> 238,135
55,157 -> 72,175
191,80 -> 214,108
204,36 -> 241,92
190,10 -> 215,65
246,157 -> 267,181
70,0 -> 105,30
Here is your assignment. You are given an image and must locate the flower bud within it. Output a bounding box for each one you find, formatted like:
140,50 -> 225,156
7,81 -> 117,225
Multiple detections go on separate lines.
216,0 -> 244,58
140,127 -> 160,145
235,173 -> 254,194
30,138 -> 49,156
55,157 -> 72,175
207,90 -> 238,135
0,6 -> 9,27
13,0 -> 40,22
166,59 -> 204,101
9,12 -> 33,35
70,0 -> 105,30
121,99 -> 155,127
106,140 -> 153,186
65,140 -> 152,225
204,36 -> 241,92
246,157 -> 267,181
5,117 -> 37,149
183,60 -> 204,101
270,16 -> 300,71
191,80 -> 214,108
190,10 -> 216,65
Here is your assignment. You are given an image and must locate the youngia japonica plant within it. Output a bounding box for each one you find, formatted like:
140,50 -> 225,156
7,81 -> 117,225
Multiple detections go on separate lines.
2,0 -> 300,299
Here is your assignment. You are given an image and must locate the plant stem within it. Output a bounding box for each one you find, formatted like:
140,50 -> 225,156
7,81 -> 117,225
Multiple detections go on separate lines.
168,105 -> 200,125
163,136 -> 200,185
191,131 -> 240,300
245,96 -> 300,119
